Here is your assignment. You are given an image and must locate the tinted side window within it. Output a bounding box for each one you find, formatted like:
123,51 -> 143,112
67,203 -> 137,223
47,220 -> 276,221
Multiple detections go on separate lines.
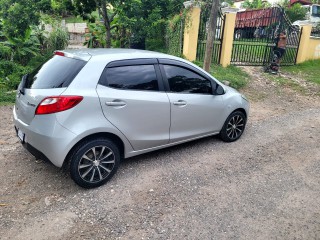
100,65 -> 159,91
26,56 -> 86,89
163,65 -> 212,94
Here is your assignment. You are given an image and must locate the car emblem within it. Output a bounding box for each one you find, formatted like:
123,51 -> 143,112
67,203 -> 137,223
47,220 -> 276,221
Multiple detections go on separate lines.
27,102 -> 36,107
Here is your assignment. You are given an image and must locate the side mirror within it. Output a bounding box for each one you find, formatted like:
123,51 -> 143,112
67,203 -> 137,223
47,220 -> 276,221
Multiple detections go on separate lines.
213,84 -> 225,95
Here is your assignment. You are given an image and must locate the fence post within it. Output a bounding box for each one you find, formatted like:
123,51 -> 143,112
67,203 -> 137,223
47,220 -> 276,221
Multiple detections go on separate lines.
182,1 -> 201,61
296,24 -> 312,64
220,12 -> 237,67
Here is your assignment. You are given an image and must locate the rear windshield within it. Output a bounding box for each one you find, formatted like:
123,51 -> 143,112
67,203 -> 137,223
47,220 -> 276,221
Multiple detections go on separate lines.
25,55 -> 87,89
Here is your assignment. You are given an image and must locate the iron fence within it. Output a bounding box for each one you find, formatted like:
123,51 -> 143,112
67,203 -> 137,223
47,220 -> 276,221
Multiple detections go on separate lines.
231,7 -> 301,66
311,27 -> 320,38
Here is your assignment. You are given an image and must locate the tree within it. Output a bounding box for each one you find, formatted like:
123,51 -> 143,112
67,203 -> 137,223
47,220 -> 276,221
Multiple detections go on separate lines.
51,0 -> 74,16
0,0 -> 51,39
121,0 -> 184,49
72,0 -> 184,49
203,0 -> 220,72
72,0 -> 121,48
280,0 -> 307,22
241,0 -> 270,9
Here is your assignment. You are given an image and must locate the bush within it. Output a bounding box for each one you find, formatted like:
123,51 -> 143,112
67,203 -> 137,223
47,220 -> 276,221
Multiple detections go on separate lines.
0,88 -> 16,104
0,60 -> 16,77
0,60 -> 32,90
166,14 -> 184,56
46,27 -> 69,51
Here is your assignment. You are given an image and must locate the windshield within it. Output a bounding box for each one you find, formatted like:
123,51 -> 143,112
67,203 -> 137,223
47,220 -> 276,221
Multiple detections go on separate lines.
25,55 -> 86,89
311,5 -> 320,17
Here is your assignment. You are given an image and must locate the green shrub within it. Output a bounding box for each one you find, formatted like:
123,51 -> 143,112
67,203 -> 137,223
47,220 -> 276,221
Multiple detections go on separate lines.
0,88 -> 16,104
46,27 -> 69,51
0,60 -> 32,90
166,14 -> 184,56
0,60 -> 16,77
146,38 -> 166,52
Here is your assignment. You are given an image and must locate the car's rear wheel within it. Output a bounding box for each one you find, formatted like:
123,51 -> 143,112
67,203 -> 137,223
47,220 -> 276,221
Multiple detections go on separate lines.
220,111 -> 246,142
70,138 -> 120,188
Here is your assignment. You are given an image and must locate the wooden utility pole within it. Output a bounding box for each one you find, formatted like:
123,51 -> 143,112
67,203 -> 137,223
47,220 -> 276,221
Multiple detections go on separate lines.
203,0 -> 220,72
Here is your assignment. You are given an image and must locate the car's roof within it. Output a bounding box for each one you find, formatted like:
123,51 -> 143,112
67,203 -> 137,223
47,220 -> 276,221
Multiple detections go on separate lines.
62,48 -> 174,61
61,48 -> 222,86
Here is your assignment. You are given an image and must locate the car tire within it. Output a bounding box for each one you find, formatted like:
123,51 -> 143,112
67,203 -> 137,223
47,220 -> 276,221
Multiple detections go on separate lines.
220,111 -> 246,142
70,138 -> 120,188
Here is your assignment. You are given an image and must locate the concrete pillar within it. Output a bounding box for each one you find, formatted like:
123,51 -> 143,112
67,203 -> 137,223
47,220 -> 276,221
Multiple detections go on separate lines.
219,13 -> 237,67
296,25 -> 312,64
182,1 -> 201,61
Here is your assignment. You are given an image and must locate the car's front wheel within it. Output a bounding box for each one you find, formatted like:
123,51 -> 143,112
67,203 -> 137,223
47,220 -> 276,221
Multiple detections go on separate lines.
70,138 -> 120,188
220,111 -> 246,142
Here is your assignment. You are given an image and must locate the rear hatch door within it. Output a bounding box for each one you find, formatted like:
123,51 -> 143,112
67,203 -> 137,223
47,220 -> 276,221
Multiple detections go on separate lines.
15,55 -> 87,125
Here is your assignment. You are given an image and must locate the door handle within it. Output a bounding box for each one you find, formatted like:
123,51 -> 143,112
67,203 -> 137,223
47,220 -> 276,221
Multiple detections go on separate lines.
105,100 -> 126,107
173,100 -> 187,106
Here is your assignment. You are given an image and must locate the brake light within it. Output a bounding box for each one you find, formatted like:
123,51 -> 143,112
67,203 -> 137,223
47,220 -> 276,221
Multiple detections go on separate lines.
54,51 -> 65,56
35,96 -> 83,115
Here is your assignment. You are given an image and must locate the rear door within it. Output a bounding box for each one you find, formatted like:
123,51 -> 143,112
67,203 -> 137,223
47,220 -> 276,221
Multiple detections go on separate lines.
159,59 -> 226,142
15,55 -> 87,125
96,59 -> 170,151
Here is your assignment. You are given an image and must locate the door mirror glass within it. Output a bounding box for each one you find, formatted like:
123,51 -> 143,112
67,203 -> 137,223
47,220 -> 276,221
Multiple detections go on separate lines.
214,84 -> 225,95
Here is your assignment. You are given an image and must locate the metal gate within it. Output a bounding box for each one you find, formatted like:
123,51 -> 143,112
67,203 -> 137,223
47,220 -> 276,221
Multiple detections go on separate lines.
196,8 -> 224,63
231,7 -> 301,66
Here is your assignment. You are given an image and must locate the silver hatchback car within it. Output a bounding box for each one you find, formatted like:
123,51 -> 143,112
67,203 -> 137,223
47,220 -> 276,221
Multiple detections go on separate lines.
13,49 -> 249,188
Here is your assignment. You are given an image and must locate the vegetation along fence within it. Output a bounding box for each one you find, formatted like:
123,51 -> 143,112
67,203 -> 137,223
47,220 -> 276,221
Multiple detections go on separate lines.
167,15 -> 184,57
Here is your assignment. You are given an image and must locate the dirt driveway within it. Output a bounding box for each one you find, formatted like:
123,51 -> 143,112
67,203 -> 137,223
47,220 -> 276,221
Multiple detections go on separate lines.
1,67 -> 320,240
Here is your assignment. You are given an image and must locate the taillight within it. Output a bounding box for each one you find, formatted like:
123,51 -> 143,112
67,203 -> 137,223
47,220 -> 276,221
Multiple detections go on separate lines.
35,96 -> 83,115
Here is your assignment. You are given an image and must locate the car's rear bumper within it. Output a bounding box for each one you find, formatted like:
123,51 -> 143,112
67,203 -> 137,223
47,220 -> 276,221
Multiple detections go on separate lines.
17,132 -> 51,164
13,106 -> 76,167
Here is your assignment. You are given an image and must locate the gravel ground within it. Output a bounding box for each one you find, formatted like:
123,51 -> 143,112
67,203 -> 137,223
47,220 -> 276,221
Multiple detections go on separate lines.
1,67 -> 320,240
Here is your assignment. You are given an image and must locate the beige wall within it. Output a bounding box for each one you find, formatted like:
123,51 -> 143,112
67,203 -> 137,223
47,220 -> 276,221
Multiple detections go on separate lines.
296,25 -> 320,63
220,13 -> 237,67
183,6 -> 201,61
306,37 -> 320,61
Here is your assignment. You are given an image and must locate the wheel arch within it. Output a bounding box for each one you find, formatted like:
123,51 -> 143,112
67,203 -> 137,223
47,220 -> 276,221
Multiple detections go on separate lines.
232,108 -> 247,119
62,132 -> 125,170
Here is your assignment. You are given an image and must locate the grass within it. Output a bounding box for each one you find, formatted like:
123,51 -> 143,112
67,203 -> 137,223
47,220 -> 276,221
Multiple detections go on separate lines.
0,89 -> 16,105
264,73 -> 306,94
282,59 -> 320,85
193,61 -> 250,89
210,65 -> 250,89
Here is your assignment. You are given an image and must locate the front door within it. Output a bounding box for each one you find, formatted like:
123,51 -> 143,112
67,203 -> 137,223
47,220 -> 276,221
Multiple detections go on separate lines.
160,64 -> 226,142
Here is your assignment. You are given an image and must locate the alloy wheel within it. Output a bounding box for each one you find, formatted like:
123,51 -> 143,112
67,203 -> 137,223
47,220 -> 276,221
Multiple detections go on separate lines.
78,146 -> 116,183
226,114 -> 245,140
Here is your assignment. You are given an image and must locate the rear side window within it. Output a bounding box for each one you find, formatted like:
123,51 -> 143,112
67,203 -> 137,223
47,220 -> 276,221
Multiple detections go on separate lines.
25,56 -> 86,89
99,65 -> 159,91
